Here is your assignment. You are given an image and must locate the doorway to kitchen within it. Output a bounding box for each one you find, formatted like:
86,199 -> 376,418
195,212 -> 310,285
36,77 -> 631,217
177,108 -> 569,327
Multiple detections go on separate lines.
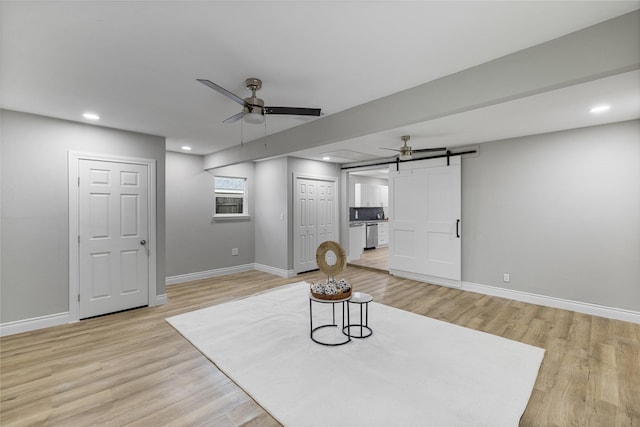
346,167 -> 390,273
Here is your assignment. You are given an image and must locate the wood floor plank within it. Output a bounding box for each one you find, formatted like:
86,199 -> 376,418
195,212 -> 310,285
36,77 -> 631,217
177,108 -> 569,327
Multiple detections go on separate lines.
1,267 -> 639,426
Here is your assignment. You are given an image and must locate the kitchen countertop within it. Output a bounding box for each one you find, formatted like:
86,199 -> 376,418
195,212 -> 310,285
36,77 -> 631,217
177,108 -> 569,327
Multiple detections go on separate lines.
349,219 -> 389,226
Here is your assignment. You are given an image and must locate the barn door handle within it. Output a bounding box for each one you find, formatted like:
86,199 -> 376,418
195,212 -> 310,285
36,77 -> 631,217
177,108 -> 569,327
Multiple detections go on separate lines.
140,240 -> 147,246
456,220 -> 460,238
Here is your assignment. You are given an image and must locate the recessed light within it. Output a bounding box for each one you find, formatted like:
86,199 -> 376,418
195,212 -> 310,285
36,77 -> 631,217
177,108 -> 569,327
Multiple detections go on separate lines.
181,146 -> 192,151
322,156 -> 331,161
82,112 -> 100,120
589,105 -> 610,113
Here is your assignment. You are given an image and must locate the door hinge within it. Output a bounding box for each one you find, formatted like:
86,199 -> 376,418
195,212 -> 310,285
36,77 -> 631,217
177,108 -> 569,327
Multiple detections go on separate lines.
78,177 -> 80,186
78,294 -> 80,302
78,235 -> 80,244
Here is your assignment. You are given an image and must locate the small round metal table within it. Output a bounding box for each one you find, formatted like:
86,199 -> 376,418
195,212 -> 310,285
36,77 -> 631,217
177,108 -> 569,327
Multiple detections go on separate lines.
309,293 -> 351,346
343,292 -> 373,338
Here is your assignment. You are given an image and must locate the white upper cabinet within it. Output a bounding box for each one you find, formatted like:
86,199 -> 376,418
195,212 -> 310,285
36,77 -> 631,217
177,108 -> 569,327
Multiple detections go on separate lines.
356,183 -> 389,207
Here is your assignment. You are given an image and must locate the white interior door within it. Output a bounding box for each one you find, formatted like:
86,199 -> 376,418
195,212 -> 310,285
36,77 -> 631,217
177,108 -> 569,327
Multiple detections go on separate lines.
78,159 -> 149,318
317,180 -> 336,242
294,176 -> 337,274
295,178 -> 317,273
389,157 -> 461,287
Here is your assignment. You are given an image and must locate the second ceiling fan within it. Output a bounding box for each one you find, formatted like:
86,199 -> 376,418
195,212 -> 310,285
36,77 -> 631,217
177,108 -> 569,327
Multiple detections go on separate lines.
197,77 -> 322,124
381,135 -> 446,160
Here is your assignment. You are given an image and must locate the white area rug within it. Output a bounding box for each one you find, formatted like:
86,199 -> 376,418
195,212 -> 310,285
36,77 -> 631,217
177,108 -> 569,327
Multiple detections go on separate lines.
167,282 -> 544,427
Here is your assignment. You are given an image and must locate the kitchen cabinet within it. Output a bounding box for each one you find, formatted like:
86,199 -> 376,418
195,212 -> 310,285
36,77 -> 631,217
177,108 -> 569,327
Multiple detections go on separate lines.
349,223 -> 364,261
355,183 -> 388,207
377,222 -> 389,246
380,186 -> 389,208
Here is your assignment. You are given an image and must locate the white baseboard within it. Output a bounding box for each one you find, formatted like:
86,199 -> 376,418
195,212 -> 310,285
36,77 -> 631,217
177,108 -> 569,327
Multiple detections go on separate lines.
2,293 -> 166,337
6,274 -> 635,337
0,312 -> 71,337
254,263 -> 297,278
390,269 -> 462,289
153,293 -> 167,306
462,281 -> 640,325
165,264 -> 255,286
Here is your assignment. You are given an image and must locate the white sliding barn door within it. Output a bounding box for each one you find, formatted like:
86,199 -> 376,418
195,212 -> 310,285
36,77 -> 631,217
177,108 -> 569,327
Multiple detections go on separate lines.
389,156 -> 461,287
77,159 -> 150,318
294,175 -> 337,274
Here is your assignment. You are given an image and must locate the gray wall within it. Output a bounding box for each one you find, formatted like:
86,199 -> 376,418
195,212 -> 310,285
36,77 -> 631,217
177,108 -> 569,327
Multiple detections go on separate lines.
4,110 -> 635,324
165,152 -> 255,277
1,110 -> 166,323
254,157 -> 288,271
168,155 -> 340,275
462,120 -> 640,311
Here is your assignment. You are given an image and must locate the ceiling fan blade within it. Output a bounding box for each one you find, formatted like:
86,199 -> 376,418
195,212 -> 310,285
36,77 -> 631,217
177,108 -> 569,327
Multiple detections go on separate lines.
223,111 -> 245,123
197,79 -> 246,106
380,147 -> 402,152
264,106 -> 321,116
412,147 -> 447,153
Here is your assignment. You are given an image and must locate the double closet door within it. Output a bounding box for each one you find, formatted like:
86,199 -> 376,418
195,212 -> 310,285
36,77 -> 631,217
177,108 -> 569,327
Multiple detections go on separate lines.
294,175 -> 338,274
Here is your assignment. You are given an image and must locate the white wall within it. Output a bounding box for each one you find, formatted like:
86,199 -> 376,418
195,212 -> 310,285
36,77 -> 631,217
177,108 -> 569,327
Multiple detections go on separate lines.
165,152 -> 255,278
1,110 -> 166,323
462,120 -> 640,311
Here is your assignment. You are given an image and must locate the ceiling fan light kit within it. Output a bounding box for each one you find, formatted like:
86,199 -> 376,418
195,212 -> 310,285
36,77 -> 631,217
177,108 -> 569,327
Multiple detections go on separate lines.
243,109 -> 265,124
197,77 -> 321,125
243,112 -> 265,124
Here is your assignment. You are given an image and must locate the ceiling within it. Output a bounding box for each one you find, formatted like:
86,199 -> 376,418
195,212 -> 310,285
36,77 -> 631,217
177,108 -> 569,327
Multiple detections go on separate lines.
2,1 -> 639,164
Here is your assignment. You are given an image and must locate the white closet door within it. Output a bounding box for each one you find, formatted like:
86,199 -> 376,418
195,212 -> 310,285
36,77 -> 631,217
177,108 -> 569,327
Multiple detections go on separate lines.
317,180 -> 336,243
295,178 -> 317,273
294,176 -> 337,274
389,157 -> 461,286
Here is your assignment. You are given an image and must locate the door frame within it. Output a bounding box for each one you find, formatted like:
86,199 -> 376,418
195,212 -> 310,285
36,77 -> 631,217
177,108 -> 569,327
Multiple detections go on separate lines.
68,151 -> 157,322
292,173 -> 338,274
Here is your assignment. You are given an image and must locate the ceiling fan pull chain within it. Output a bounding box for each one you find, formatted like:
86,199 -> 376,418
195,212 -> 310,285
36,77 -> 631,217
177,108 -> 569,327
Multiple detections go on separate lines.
263,116 -> 268,150
240,119 -> 244,146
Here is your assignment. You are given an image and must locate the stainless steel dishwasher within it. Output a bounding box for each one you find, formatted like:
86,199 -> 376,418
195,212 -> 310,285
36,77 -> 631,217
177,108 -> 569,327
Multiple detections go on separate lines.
365,222 -> 378,249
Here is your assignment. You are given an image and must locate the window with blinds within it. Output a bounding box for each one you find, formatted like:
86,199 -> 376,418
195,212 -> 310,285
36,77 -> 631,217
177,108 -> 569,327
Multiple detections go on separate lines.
214,176 -> 248,218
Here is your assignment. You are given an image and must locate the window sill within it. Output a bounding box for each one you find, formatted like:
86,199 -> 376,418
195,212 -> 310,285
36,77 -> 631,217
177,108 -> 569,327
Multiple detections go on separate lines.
213,214 -> 251,222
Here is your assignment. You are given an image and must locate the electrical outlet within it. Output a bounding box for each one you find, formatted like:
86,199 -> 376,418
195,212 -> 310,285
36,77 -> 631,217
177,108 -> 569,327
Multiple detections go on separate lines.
503,273 -> 510,283
232,248 -> 239,256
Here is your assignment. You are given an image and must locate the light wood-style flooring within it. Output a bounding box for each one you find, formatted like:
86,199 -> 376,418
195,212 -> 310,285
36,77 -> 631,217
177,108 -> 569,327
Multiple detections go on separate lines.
348,246 -> 389,272
2,267 -> 639,426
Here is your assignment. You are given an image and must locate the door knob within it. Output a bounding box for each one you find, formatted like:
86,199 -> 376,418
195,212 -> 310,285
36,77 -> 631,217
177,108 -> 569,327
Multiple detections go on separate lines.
140,240 -> 147,246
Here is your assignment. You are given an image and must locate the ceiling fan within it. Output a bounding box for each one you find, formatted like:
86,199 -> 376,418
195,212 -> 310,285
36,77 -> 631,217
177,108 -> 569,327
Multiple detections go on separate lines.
381,135 -> 446,160
197,77 -> 322,124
